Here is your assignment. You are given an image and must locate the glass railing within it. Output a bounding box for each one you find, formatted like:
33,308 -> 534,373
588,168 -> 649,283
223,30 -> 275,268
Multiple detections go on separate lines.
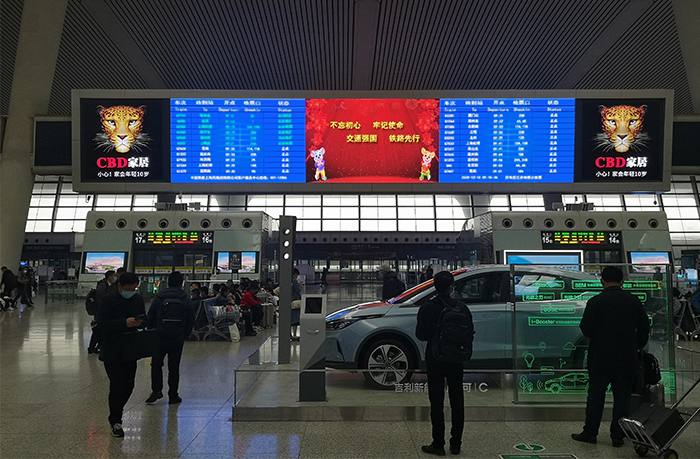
512,264 -> 675,404
232,263 -> 694,419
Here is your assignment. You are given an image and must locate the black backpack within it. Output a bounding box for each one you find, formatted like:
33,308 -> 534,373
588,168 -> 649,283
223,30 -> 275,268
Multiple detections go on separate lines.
640,350 -> 661,385
85,289 -> 98,316
431,298 -> 475,364
156,297 -> 190,336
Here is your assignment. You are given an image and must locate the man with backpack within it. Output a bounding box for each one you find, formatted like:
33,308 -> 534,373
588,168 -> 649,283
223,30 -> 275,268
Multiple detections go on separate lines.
86,270 -> 117,354
416,271 -> 474,456
572,266 -> 650,447
145,271 -> 194,405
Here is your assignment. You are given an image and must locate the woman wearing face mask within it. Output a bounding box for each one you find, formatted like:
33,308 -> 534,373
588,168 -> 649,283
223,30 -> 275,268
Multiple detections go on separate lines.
96,272 -> 145,438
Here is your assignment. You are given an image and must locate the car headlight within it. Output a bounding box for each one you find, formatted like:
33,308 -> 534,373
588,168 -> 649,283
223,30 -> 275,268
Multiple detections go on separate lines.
326,314 -> 383,330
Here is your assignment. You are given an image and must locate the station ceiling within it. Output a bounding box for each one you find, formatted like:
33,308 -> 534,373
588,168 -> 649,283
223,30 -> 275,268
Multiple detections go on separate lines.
1,0 -> 699,116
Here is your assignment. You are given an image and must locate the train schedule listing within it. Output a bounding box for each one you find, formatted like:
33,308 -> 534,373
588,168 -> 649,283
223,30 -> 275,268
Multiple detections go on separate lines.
439,98 -> 576,183
170,98 -> 306,183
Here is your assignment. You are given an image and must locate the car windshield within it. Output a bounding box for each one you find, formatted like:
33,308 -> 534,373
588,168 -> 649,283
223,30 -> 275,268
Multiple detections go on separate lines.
386,267 -> 474,304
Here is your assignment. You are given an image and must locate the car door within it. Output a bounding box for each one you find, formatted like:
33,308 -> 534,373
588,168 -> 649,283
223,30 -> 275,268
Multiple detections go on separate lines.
451,271 -> 510,364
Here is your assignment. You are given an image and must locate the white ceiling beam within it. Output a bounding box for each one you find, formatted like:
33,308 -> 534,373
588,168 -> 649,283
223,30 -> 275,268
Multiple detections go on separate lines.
556,0 -> 655,89
81,0 -> 166,87
672,0 -> 700,113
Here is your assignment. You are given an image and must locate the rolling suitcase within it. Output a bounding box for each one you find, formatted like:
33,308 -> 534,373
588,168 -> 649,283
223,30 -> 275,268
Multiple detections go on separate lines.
627,403 -> 684,448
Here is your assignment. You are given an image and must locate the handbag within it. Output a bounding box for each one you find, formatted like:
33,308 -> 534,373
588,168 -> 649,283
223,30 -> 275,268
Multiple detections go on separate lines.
120,329 -> 159,362
228,324 -> 241,342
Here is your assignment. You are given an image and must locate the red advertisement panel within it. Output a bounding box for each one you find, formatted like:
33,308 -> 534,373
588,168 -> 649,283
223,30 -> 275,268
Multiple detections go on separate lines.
305,98 -> 439,183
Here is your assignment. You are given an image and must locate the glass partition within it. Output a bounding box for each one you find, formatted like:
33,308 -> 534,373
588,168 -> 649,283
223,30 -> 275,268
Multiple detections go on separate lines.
231,263 -> 681,421
512,264 -> 675,403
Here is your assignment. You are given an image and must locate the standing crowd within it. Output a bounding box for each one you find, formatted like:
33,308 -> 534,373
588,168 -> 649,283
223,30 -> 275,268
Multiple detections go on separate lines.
86,270 -> 291,437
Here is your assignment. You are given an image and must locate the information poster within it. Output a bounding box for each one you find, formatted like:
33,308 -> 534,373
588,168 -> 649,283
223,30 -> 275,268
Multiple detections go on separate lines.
80,98 -> 170,182
575,99 -> 665,182
305,98 -> 439,183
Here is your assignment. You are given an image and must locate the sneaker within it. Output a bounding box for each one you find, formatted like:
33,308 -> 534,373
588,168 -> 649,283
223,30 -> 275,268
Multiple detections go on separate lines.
145,392 -> 163,405
611,437 -> 625,447
111,423 -> 125,438
169,395 -> 182,405
571,432 -> 597,444
421,444 -> 446,456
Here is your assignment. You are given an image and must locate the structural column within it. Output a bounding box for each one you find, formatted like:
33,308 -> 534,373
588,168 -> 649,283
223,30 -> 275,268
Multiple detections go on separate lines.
0,0 -> 67,268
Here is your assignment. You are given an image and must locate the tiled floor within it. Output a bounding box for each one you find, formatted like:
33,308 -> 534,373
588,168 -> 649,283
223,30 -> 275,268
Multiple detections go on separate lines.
1,299 -> 698,458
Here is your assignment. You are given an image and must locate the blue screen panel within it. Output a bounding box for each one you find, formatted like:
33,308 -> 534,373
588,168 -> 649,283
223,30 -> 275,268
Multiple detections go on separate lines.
439,98 -> 575,183
170,98 -> 306,183
507,254 -> 582,266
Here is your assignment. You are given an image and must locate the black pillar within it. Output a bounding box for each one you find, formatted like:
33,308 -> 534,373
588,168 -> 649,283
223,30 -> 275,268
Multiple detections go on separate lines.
278,215 -> 296,364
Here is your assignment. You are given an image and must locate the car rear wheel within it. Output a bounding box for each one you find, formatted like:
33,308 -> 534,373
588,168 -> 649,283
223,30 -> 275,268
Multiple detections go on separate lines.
360,338 -> 415,390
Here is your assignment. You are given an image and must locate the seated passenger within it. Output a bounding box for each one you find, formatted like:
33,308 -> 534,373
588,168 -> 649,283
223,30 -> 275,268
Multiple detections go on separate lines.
241,282 -> 263,327
189,282 -> 202,300
213,285 -> 229,306
230,285 -> 242,305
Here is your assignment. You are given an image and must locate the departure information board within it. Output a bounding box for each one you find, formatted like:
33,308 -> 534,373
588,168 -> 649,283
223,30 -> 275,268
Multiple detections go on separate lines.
439,98 -> 575,183
75,91 -> 669,192
170,98 -> 306,183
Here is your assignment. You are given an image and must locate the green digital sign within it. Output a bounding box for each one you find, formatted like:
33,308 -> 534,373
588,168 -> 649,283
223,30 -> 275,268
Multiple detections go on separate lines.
632,292 -> 648,302
531,280 -> 564,289
528,317 -> 581,327
624,280 -> 662,290
539,304 -> 576,314
572,280 -> 661,291
571,280 -> 603,290
524,293 -> 556,301
561,292 -> 596,301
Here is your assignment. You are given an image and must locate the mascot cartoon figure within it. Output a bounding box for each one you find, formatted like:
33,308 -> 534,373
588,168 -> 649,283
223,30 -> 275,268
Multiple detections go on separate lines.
309,147 -> 327,181
419,147 -> 437,181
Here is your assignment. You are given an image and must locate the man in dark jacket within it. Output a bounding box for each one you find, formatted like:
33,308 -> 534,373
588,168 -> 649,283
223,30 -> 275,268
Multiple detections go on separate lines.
96,272 -> 145,438
145,271 -> 193,405
382,270 -> 406,300
572,266 -> 650,447
1,266 -> 18,299
88,270 -> 116,354
416,271 -> 473,456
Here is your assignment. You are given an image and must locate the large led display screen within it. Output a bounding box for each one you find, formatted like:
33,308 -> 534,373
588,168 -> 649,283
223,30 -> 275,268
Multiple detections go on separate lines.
306,98 -> 439,183
75,91 -> 670,191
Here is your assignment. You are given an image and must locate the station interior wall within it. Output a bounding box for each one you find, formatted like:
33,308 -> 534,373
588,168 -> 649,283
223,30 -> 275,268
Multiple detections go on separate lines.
23,174 -> 700,264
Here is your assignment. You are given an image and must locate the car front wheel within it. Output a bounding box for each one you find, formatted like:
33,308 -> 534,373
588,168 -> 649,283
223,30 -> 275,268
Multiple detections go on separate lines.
360,338 -> 415,390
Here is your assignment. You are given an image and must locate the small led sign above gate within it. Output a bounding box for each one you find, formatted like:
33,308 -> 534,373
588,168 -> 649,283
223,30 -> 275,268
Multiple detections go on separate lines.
541,231 -> 622,250
133,231 -> 214,246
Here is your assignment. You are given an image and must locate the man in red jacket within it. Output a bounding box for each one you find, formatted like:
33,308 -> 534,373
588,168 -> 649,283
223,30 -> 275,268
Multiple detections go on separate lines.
241,281 -> 263,330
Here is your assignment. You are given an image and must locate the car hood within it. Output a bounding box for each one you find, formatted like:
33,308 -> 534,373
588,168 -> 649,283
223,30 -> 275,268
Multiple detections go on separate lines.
325,300 -> 392,321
